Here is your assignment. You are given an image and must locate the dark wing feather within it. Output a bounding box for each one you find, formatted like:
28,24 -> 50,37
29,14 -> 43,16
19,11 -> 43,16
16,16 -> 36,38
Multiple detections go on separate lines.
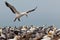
5,1 -> 18,14
26,6 -> 37,13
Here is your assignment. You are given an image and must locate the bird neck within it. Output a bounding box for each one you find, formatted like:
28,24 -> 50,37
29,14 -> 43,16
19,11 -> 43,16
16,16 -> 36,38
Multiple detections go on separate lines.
14,35 -> 20,40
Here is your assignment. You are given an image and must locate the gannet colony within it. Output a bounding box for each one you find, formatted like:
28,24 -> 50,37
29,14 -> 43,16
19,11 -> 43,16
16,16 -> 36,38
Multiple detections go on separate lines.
0,25 -> 59,40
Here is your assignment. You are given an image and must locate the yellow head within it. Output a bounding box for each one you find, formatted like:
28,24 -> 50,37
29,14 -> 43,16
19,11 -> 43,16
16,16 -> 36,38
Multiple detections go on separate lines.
0,28 -> 2,33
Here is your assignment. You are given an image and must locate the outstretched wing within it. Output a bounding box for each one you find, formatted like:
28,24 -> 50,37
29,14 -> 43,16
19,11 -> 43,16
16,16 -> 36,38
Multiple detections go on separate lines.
5,1 -> 18,14
26,6 -> 37,13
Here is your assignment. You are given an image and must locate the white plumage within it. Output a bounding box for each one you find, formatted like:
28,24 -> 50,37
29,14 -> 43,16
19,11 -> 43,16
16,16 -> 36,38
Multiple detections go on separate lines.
41,35 -> 51,40
8,35 -> 20,40
5,1 -> 37,22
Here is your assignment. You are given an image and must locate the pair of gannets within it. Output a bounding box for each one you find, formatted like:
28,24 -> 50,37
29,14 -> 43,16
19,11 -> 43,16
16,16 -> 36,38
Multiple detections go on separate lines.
5,1 -> 37,22
41,31 -> 53,40
8,30 -> 20,40
41,27 -> 56,40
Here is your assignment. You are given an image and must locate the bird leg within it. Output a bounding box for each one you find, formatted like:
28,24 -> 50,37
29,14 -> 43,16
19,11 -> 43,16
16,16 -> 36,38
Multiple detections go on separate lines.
18,18 -> 20,21
14,18 -> 17,22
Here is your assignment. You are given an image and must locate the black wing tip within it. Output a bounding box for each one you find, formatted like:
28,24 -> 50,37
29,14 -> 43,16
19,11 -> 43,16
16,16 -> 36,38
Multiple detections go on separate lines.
35,6 -> 37,9
5,1 -> 7,4
5,1 -> 9,6
32,6 -> 37,11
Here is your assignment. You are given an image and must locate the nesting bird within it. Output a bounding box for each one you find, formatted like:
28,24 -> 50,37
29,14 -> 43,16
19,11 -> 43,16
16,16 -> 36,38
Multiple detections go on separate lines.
21,25 -> 27,31
5,1 -> 37,22
8,30 -> 20,40
41,30 -> 54,40
0,28 -> 6,40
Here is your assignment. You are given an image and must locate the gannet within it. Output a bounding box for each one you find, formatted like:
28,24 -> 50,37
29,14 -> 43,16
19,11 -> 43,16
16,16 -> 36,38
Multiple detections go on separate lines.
41,30 -> 54,40
5,1 -> 37,22
21,26 -> 27,31
8,31 -> 20,40
0,28 -> 6,39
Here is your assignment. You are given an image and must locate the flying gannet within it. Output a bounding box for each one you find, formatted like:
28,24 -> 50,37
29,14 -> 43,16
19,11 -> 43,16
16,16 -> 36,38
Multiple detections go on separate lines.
5,1 -> 37,22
